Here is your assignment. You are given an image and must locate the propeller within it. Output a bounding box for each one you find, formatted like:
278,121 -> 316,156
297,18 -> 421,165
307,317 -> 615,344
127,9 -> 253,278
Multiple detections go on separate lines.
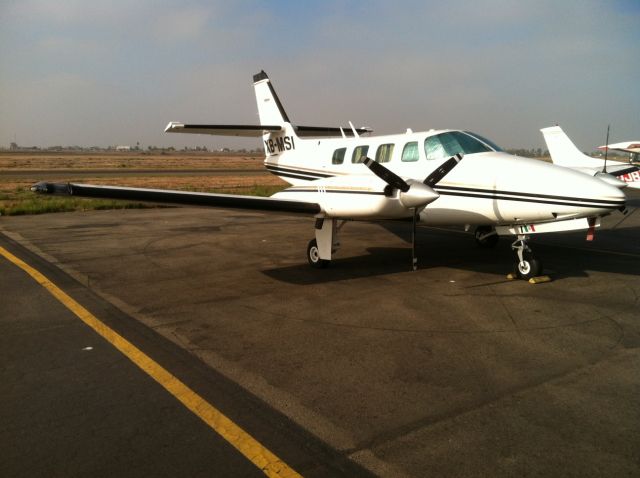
363,153 -> 463,270
424,153 -> 464,186
362,156 -> 410,192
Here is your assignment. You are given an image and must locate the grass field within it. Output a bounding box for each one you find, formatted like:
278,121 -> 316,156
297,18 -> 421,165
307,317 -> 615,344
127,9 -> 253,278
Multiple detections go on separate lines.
0,151 -> 287,216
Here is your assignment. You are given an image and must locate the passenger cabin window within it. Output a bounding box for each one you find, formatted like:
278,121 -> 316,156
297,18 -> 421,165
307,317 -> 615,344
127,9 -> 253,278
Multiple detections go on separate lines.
352,145 -> 369,163
424,131 -> 493,161
375,144 -> 394,163
332,147 -> 346,165
401,141 -> 419,162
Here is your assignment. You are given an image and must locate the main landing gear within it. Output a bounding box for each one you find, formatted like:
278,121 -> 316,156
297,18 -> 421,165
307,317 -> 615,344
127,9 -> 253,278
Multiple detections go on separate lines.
307,239 -> 329,268
307,218 -> 343,268
474,226 -> 499,248
511,234 -> 543,280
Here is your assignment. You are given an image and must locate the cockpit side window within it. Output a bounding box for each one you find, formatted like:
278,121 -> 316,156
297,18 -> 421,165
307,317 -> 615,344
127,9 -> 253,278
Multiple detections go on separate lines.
332,147 -> 346,165
401,141 -> 419,162
424,135 -> 447,161
352,145 -> 369,163
424,131 -> 493,160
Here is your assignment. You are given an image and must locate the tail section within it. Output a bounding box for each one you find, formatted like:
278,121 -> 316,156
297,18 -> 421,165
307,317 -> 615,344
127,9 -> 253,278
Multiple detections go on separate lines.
253,71 -> 291,126
541,125 -> 603,168
252,71 -> 299,161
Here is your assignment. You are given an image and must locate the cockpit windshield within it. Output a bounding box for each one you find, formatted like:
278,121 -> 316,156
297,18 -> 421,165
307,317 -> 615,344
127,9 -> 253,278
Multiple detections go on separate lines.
463,131 -> 504,152
424,131 -> 502,161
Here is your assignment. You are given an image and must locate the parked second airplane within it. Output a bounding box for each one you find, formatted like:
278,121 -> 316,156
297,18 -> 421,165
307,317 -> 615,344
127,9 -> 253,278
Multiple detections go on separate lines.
32,72 -> 626,279
542,125 -> 639,189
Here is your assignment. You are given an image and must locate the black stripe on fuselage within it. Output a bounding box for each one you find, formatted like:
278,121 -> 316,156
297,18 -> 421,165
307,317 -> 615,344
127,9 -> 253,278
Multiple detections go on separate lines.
268,170 -> 320,181
434,188 -> 623,209
435,185 -> 623,206
265,164 -> 334,179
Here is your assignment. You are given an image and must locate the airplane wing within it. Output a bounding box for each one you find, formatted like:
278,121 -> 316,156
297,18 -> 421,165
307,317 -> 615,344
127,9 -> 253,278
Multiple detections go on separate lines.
165,122 -> 372,138
30,182 -> 321,215
165,122 -> 281,137
598,142 -> 640,154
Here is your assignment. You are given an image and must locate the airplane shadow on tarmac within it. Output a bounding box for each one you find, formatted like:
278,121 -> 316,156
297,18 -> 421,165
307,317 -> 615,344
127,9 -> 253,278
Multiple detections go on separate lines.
263,223 -> 640,285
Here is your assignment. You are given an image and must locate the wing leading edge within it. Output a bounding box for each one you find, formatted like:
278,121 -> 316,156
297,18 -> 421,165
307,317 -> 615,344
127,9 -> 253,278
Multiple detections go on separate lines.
31,182 -> 321,215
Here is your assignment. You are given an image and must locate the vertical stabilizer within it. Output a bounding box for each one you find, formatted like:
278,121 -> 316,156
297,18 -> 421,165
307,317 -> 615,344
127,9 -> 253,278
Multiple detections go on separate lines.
541,125 -> 602,167
253,71 -> 290,126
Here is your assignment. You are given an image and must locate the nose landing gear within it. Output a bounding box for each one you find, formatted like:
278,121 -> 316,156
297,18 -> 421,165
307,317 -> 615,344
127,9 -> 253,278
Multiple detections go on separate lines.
511,234 -> 543,280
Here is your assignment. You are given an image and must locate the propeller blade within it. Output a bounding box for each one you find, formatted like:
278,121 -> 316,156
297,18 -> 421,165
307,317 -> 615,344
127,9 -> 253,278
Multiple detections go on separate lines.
423,153 -> 463,187
363,156 -> 410,192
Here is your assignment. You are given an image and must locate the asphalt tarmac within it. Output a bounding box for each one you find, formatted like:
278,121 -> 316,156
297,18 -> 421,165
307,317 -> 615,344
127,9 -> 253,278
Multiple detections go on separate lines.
1,190 -> 639,477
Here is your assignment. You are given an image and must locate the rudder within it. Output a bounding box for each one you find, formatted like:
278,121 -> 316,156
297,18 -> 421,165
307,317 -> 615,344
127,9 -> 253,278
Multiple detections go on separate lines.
253,71 -> 290,126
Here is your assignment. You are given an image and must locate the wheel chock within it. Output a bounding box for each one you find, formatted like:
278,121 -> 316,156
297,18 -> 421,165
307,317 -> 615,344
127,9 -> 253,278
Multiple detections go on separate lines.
506,273 -> 552,283
528,275 -> 551,284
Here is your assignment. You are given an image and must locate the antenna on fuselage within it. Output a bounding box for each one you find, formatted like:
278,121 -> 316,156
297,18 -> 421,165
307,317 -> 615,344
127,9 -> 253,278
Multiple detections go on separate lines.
339,127 -> 346,139
603,124 -> 610,174
348,121 -> 360,139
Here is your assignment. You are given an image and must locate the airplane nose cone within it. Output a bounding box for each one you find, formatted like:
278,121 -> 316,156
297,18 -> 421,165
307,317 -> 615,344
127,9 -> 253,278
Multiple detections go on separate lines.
594,172 -> 628,189
488,153 -> 626,219
573,169 -> 626,214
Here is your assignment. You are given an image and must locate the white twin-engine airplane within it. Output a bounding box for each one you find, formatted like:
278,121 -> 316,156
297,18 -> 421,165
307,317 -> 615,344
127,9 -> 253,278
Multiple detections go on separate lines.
32,71 -> 627,280
541,125 -> 640,189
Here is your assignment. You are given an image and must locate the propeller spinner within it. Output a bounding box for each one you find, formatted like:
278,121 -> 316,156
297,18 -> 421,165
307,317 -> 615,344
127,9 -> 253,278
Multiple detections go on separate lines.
362,153 -> 463,209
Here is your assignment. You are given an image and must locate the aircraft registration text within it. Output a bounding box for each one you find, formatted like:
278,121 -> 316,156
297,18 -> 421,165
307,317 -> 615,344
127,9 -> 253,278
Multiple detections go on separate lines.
265,136 -> 295,155
618,171 -> 640,183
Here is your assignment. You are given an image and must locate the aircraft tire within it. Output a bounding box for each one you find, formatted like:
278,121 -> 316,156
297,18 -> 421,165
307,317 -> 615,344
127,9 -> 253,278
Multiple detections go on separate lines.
307,239 -> 329,269
515,254 -> 542,280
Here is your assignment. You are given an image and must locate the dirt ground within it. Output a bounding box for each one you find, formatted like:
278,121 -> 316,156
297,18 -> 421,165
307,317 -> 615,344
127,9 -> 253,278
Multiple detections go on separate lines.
0,151 -> 286,215
0,151 -> 265,170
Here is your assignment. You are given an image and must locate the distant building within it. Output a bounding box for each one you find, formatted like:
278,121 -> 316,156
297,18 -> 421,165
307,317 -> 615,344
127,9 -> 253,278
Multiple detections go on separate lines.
116,145 -> 131,151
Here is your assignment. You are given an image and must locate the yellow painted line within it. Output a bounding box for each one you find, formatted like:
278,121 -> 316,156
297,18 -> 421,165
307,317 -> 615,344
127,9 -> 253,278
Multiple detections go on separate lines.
0,246 -> 302,478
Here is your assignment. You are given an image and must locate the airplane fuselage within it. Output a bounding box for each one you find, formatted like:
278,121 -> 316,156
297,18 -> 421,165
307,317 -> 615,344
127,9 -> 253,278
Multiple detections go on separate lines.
268,127 -> 625,228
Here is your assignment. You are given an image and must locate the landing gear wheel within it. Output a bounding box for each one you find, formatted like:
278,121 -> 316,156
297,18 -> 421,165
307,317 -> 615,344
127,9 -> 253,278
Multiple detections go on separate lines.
474,226 -> 499,248
514,253 -> 542,280
307,239 -> 329,269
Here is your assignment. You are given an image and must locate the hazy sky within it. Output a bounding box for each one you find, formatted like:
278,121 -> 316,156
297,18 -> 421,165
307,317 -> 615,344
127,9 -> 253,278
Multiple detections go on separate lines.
1,0 -> 638,150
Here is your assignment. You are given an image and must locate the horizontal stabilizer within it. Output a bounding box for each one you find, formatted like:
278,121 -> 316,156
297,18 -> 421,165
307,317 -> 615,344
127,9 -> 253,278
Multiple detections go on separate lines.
31,182 -> 321,215
165,122 -> 282,137
165,122 -> 372,138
